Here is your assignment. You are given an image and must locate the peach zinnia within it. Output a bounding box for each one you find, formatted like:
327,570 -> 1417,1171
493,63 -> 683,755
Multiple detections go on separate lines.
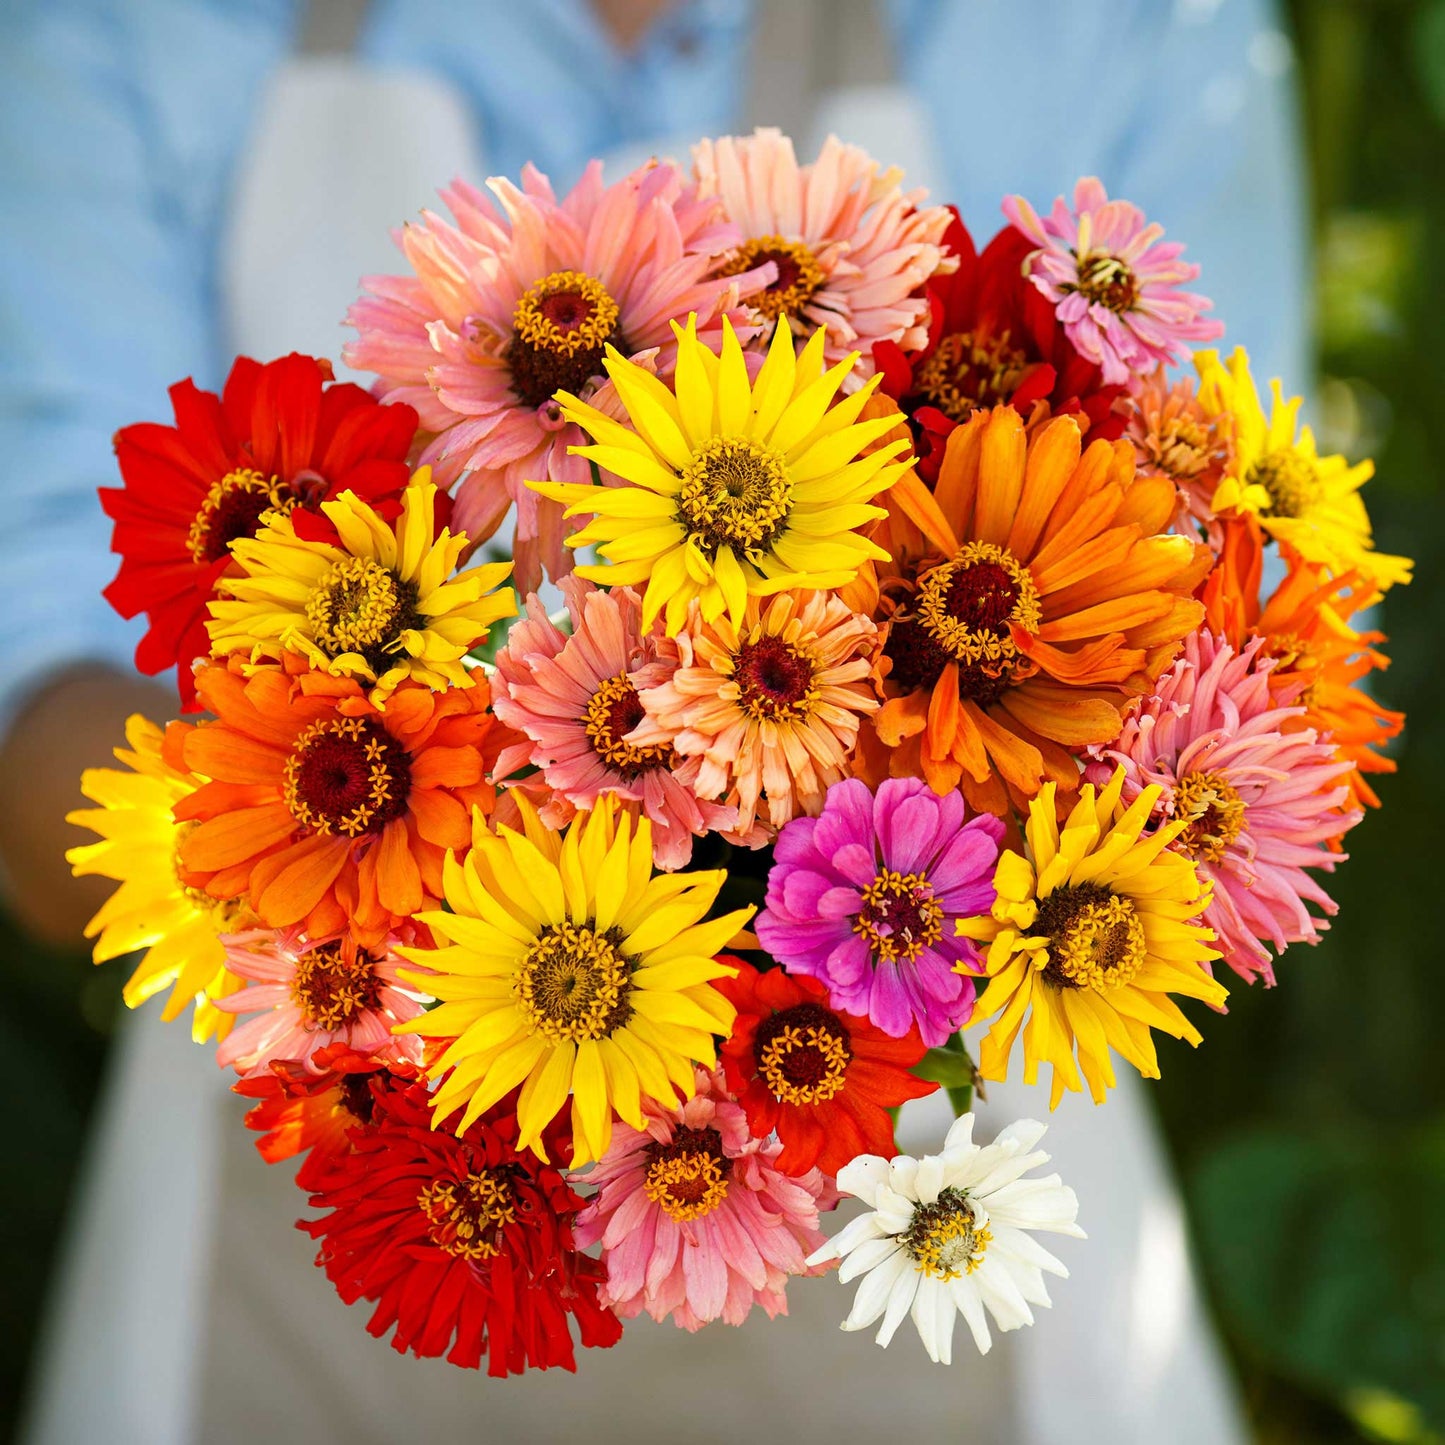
174,659 -> 515,944
867,406 -> 1211,815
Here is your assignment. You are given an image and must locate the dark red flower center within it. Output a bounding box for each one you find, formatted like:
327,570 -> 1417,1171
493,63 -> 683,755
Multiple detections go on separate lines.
418,1167 -> 518,1260
582,673 -> 673,781
283,716 -> 413,837
855,869 -> 945,963
754,1002 -> 852,1104
720,235 -> 825,324
915,330 -> 1031,422
290,941 -> 383,1030
188,467 -> 295,565
643,1126 -> 732,1222
734,635 -> 816,721
509,269 -> 625,409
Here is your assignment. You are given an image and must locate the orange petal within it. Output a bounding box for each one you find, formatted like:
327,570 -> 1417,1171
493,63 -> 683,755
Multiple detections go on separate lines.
251,835 -> 349,927
182,803 -> 296,870
999,680 -> 1125,747
973,408 -> 1027,546
1036,592 -> 1173,643
1007,416 -> 1080,561
373,817 -> 424,918
965,701 -> 1044,793
933,412 -> 985,536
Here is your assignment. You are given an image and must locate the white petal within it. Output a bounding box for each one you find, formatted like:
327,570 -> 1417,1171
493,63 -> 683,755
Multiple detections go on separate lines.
843,1249 -> 910,1333
942,1111 -> 977,1153
913,1154 -> 946,1207
836,1153 -> 891,1206
910,1275 -> 947,1362
888,1153 -> 921,1201
993,1117 -> 1048,1154
973,1254 -> 1037,1333
873,1183 -> 916,1235
991,1224 -> 1071,1281
875,1262 -> 921,1348
839,1238 -> 903,1283
985,1177 -> 1085,1236
950,1276 -> 994,1355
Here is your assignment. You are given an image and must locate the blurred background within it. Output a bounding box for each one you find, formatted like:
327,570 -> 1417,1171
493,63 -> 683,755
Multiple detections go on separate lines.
1,0 -> 1442,1441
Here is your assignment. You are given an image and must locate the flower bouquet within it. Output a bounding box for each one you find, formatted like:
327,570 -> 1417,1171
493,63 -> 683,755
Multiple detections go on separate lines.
70,130 -> 1409,1376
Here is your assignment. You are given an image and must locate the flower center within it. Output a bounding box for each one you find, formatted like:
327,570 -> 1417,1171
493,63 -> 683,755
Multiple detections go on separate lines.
732,635 -> 817,722
581,673 -> 673,781
915,330 -> 1031,422
901,1186 -> 991,1280
283,716 -> 413,837
1246,448 -> 1324,519
338,1072 -> 377,1123
720,235 -> 826,325
289,940 -> 383,1030
1033,882 -> 1147,992
1174,770 -> 1246,863
854,869 -> 945,963
188,468 -> 295,565
1071,251 -> 1140,313
678,436 -> 793,558
509,270 -> 623,409
889,541 -> 1042,702
754,1002 -> 852,1105
517,922 -> 633,1044
1137,414 -> 1214,483
643,1126 -> 732,1223
305,556 -> 422,670
417,1167 -> 518,1260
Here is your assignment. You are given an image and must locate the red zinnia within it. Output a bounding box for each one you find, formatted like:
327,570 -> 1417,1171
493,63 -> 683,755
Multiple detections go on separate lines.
300,1080 -> 622,1376
874,210 -> 1125,482
716,958 -> 937,1177
102,353 -> 419,708
233,1042 -> 416,1191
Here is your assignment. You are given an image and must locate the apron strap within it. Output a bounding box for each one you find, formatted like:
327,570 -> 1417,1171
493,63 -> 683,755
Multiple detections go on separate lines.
298,0 -> 369,56
744,0 -> 895,136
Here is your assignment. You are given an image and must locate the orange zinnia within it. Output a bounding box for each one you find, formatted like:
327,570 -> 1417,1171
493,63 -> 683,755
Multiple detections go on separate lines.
1203,516 -> 1403,812
173,658 -> 516,943
865,406 -> 1211,815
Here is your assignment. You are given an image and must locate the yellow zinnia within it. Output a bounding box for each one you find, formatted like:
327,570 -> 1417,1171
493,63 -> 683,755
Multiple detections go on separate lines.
958,765 -> 1226,1107
397,793 -> 752,1164
528,314 -> 907,635
206,471 -> 515,704
66,714 -> 242,1043
1196,346 -> 1412,591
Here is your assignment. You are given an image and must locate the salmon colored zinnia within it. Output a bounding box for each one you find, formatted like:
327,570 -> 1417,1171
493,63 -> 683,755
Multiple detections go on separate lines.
866,405 -> 1212,815
174,659 -> 516,945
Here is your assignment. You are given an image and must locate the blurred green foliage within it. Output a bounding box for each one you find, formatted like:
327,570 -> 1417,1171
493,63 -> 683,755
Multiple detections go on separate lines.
1152,2 -> 1445,1439
4,4 -> 1445,1442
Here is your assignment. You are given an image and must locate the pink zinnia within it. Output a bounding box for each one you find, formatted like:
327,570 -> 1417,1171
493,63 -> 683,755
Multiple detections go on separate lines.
692,128 -> 955,380
1087,631 -> 1363,984
346,161 -> 763,592
574,1067 -> 835,1331
490,577 -> 733,869
214,927 -> 429,1077
1002,177 -> 1223,387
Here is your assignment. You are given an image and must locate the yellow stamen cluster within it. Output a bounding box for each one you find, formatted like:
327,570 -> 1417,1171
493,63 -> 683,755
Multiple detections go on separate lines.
1072,252 -> 1139,313
282,716 -> 409,837
902,1188 -> 992,1280
644,1139 -> 731,1223
513,270 -> 620,357
1035,885 -> 1147,992
516,921 -> 633,1044
290,941 -> 381,1030
916,540 -> 1042,673
1174,771 -> 1246,863
1246,447 -> 1325,519
305,555 -> 408,658
678,436 -> 793,557
757,1020 -> 851,1106
581,673 -> 673,776
721,234 -> 826,324
915,330 -> 1030,422
418,1170 -> 518,1260
854,871 -> 945,964
187,467 -> 292,564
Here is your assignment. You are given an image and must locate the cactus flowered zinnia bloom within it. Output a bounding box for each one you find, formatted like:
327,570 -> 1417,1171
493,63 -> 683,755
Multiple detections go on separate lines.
397,794 -> 752,1165
574,1066 -> 834,1330
1003,177 -> 1223,386
808,1113 -> 1083,1361
346,161 -> 763,593
960,766 -> 1226,1106
756,776 -> 1004,1047
1088,631 -> 1362,983
530,317 -> 906,635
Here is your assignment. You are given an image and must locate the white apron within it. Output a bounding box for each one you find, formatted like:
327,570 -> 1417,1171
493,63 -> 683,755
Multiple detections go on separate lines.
23,6 -> 1245,1441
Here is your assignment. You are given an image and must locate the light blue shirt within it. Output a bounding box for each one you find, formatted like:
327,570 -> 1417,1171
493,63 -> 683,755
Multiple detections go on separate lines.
0,0 -> 1306,724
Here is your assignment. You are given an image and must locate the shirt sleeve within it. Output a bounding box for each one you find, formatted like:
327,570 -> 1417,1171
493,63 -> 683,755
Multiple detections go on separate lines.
0,0 -> 291,731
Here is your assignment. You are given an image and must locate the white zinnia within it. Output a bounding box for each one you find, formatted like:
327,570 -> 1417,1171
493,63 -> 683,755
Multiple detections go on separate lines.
806,1113 -> 1084,1362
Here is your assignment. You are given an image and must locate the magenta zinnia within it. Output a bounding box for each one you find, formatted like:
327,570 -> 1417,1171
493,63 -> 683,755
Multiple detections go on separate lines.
346,160 -> 763,591
1088,631 -> 1362,983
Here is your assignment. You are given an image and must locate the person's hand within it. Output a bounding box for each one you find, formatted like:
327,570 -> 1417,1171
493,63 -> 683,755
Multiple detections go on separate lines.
0,667 -> 173,948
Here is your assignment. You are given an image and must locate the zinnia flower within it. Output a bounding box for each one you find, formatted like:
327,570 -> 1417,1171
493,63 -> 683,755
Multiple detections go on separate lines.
1124,366 -> 1233,540
207,474 -> 514,705
214,927 -> 430,1076
530,317 -> 904,634
1003,177 -> 1223,386
489,576 -> 733,868
627,589 -> 880,842
345,161 -> 760,592
397,794 -> 752,1165
1195,347 -> 1412,591
233,1043 -> 416,1189
867,405 -> 1210,814
103,353 -> 418,708
1202,518 -> 1404,811
874,209 -> 1125,482
573,1066 -> 833,1330
301,1078 -> 621,1376
960,765 -> 1227,1106
175,660 -> 515,944
756,777 -> 1003,1047
66,713 -> 242,1041
717,958 -> 936,1176
693,128 -> 954,377
1088,631 -> 1362,983
807,1113 -> 1083,1361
